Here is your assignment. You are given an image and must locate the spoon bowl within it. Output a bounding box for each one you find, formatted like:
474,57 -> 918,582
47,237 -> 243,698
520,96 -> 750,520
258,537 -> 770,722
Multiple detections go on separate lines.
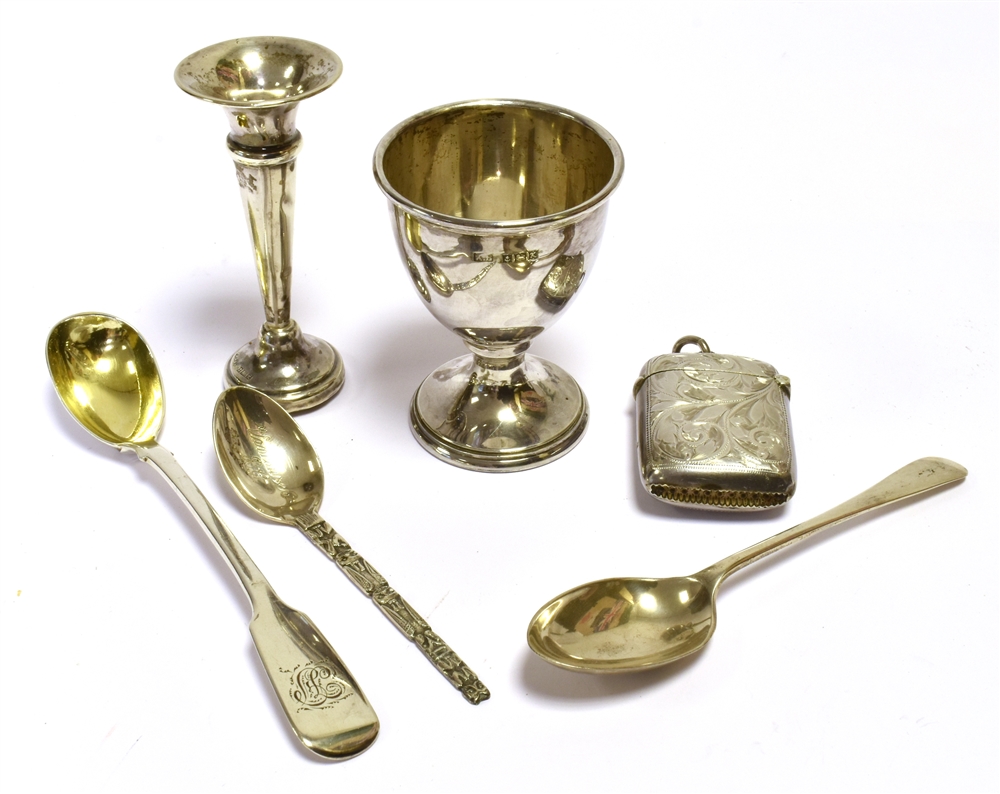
46,313 -> 162,446
528,457 -> 967,673
214,385 -> 323,522
529,576 -> 716,672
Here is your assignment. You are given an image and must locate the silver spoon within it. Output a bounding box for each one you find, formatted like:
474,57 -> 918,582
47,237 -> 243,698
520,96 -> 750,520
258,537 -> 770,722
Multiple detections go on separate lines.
46,313 -> 379,758
527,457 -> 967,673
213,385 -> 490,705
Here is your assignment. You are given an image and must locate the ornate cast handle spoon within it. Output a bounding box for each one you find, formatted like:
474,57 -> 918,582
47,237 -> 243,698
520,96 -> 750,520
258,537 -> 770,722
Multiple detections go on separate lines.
527,457 -> 967,673
46,314 -> 378,758
213,386 -> 491,705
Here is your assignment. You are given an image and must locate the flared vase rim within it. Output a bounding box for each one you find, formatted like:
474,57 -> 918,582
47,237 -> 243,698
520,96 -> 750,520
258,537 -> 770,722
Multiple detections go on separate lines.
174,36 -> 342,109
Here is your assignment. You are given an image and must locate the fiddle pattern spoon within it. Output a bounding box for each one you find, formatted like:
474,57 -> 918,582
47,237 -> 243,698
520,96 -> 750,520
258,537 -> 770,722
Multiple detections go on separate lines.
46,313 -> 379,758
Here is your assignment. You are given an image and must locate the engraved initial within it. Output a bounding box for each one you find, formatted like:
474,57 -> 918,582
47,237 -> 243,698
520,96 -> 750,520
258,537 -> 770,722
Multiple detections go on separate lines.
290,662 -> 350,709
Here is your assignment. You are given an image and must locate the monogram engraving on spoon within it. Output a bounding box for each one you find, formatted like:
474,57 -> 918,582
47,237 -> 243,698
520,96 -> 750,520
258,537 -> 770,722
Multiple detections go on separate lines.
290,663 -> 352,710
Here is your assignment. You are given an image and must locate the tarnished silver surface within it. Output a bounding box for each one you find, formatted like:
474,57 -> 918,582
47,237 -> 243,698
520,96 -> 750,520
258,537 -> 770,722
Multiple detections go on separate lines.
373,99 -> 624,471
175,37 -> 345,412
633,336 -> 795,509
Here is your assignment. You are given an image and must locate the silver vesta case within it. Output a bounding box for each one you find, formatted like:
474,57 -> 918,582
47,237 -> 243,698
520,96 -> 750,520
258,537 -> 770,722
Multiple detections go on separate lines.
633,336 -> 795,510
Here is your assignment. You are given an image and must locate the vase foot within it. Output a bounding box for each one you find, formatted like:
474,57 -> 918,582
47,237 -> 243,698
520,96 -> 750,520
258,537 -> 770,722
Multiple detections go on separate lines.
224,321 -> 344,413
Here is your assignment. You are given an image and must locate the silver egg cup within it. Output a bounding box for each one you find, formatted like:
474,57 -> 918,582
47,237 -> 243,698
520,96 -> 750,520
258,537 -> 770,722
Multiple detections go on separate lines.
374,99 -> 623,472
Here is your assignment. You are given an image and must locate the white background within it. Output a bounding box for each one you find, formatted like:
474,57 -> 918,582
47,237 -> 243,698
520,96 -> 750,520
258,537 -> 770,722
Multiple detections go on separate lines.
1,2 -> 996,792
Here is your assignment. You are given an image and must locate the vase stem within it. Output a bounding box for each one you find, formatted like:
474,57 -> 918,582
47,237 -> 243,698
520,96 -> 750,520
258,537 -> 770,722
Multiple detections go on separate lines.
228,129 -> 302,330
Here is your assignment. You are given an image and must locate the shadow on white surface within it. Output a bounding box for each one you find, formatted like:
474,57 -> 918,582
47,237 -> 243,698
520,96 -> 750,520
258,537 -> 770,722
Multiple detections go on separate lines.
519,644 -> 704,700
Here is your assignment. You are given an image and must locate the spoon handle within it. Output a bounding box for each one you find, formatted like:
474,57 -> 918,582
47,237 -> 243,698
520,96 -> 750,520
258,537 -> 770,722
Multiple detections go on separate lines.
294,514 -> 490,705
701,457 -> 968,585
135,443 -> 379,757
136,442 -> 265,593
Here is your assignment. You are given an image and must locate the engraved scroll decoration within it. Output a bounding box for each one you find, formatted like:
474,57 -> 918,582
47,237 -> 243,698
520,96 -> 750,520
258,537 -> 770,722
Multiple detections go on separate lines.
293,514 -> 491,705
644,353 -> 791,472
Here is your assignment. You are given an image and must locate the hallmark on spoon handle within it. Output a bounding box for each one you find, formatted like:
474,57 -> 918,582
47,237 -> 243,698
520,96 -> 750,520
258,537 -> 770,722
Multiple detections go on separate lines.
295,514 -> 490,705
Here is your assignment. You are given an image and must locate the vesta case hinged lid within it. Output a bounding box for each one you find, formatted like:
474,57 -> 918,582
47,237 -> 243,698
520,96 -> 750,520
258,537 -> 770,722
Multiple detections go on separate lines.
633,336 -> 795,510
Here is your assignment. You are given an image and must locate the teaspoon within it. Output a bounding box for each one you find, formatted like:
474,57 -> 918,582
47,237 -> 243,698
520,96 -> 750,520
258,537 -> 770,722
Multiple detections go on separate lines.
213,386 -> 490,705
527,457 -> 966,673
46,313 -> 379,758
